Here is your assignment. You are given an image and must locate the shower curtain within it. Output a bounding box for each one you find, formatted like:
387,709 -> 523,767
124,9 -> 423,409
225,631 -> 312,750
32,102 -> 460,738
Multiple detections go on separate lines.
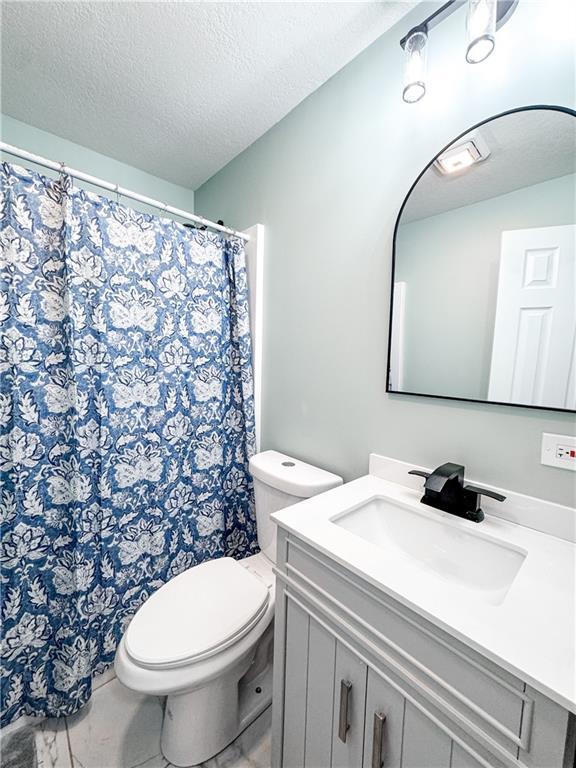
0,162 -> 257,726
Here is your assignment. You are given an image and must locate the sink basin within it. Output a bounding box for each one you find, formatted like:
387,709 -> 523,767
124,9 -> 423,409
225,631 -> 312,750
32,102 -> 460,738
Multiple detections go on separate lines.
331,496 -> 527,605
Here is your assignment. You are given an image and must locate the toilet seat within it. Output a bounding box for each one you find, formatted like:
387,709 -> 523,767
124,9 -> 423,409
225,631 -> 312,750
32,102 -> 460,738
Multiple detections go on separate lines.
125,557 -> 270,670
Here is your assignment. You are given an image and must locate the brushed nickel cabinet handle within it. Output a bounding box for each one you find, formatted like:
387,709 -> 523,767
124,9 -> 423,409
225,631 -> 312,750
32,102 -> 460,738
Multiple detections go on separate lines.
338,679 -> 352,743
371,711 -> 386,768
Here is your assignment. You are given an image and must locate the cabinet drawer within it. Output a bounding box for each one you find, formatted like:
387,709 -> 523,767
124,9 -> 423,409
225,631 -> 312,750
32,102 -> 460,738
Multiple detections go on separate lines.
281,537 -> 555,766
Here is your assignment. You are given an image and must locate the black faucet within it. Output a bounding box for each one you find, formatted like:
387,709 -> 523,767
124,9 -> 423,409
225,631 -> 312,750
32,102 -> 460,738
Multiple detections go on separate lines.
408,462 -> 506,523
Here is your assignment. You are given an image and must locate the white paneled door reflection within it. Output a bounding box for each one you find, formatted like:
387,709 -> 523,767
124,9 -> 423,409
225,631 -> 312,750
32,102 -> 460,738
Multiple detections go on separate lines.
489,224 -> 576,409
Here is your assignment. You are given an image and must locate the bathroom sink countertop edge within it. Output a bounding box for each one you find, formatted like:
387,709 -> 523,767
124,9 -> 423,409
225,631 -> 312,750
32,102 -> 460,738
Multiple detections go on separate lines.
271,474 -> 576,714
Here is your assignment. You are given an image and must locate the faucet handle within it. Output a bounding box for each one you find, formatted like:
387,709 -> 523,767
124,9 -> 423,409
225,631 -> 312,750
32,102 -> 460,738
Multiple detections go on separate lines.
408,469 -> 430,481
464,484 -> 506,503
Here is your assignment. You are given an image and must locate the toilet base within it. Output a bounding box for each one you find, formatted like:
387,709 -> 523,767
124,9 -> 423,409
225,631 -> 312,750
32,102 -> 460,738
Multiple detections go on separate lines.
238,659 -> 273,734
160,652 -> 273,767
162,673 -> 238,767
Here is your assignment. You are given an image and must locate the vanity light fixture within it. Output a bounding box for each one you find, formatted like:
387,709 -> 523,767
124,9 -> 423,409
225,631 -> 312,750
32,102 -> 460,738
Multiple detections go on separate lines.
466,0 -> 498,63
433,133 -> 491,175
403,28 -> 428,103
400,0 -> 518,103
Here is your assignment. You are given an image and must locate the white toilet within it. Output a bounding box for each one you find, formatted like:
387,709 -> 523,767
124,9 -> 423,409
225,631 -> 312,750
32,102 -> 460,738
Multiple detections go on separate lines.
114,450 -> 342,767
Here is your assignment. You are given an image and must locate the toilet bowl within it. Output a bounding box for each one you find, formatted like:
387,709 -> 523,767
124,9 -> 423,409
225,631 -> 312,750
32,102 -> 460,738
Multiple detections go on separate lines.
115,552 -> 276,766
115,450 -> 342,767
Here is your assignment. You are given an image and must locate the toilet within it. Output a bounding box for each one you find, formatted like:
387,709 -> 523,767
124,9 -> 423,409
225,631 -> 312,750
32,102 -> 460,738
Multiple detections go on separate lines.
114,450 -> 342,767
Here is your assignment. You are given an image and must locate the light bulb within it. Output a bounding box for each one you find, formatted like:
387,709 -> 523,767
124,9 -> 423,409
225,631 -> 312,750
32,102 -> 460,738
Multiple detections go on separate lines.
466,0 -> 497,63
403,29 -> 428,103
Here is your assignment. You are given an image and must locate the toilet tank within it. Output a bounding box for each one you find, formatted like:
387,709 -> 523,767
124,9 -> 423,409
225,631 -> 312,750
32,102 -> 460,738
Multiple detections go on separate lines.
249,450 -> 343,563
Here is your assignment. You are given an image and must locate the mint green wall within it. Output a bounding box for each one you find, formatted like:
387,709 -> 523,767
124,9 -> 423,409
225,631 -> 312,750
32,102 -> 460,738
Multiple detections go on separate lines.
1,115 -> 194,214
396,173 -> 575,400
197,1 -> 576,505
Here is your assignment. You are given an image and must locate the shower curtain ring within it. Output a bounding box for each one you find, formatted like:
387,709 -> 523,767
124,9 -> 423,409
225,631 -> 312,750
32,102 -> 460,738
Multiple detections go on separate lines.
58,160 -> 70,189
114,183 -> 120,203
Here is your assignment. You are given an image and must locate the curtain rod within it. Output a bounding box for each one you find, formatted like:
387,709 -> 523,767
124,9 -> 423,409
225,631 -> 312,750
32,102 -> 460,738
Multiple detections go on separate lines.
0,141 -> 249,242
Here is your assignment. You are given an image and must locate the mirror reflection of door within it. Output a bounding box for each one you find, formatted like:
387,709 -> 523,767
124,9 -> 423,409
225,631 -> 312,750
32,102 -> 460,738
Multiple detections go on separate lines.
489,225 -> 575,409
389,106 -> 576,412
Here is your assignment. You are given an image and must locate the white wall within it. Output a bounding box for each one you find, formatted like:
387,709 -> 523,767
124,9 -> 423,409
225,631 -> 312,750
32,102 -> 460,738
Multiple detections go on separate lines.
196,1 -> 576,505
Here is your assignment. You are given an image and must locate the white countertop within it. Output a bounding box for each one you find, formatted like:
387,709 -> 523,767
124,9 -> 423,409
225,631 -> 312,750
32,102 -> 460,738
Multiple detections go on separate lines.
272,474 -> 576,714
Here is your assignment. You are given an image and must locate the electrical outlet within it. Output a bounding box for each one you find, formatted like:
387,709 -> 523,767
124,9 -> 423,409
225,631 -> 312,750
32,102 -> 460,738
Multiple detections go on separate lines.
541,433 -> 576,471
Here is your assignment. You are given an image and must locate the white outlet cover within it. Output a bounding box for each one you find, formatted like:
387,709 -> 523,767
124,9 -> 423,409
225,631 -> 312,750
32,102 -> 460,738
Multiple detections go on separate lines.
541,433 -> 576,471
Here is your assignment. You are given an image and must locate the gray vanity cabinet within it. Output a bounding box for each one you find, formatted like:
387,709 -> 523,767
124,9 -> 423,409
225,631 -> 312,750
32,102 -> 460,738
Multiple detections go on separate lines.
271,528 -> 576,768
449,743 -> 485,768
401,703 -> 452,768
279,600 -> 450,768
279,599 -> 459,768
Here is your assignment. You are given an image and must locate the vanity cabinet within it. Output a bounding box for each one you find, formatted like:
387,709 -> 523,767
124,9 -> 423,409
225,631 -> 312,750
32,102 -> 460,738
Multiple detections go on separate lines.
271,530 -> 575,768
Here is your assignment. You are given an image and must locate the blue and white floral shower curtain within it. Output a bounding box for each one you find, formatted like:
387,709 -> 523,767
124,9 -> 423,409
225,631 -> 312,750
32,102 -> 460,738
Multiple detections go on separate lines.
0,162 -> 257,726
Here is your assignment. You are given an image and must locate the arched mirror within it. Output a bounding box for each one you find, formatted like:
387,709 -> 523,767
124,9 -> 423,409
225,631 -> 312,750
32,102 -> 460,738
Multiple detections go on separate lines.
388,106 -> 576,412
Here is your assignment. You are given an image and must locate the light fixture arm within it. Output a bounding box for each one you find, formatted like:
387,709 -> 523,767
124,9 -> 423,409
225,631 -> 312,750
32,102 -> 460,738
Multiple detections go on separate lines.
400,1 -> 464,50
399,0 -> 518,49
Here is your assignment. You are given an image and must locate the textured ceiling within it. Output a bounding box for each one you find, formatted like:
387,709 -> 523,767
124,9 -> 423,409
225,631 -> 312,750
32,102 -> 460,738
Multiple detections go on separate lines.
1,1 -> 415,189
402,109 -> 576,223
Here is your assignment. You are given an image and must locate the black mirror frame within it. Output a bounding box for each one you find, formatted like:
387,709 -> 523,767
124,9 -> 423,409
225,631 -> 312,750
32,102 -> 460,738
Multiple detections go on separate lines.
386,104 -> 576,414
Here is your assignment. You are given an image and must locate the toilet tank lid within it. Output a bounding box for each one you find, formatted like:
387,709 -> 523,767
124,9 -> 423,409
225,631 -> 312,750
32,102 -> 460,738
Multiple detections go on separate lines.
249,450 -> 343,498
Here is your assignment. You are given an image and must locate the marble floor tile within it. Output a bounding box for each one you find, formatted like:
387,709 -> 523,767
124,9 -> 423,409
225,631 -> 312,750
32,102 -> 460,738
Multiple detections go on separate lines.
128,754 -> 167,768
237,707 -> 271,768
1,689 -> 272,768
1,715 -> 44,740
35,718 -> 72,768
92,667 -> 116,692
243,730 -> 271,768
65,679 -> 163,768
200,741 -> 252,768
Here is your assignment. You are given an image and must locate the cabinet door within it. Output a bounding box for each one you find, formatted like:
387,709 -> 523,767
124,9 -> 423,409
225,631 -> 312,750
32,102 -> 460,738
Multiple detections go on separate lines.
331,642 -> 368,768
282,600 -> 310,768
304,618 -> 337,768
362,670 -> 405,768
402,703 -> 452,768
